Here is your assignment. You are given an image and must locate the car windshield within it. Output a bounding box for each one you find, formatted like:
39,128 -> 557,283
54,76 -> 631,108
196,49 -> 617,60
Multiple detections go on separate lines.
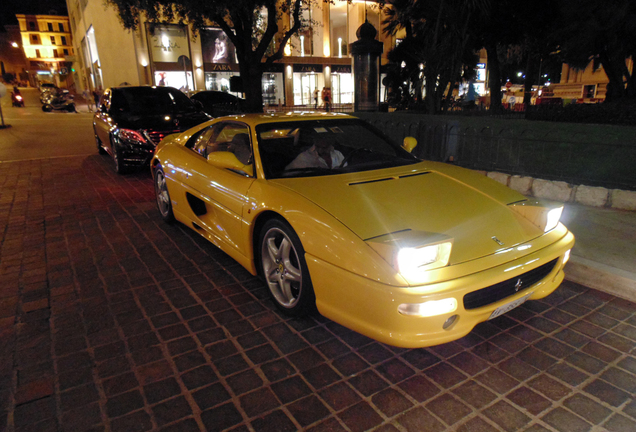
256,119 -> 418,179
112,87 -> 198,115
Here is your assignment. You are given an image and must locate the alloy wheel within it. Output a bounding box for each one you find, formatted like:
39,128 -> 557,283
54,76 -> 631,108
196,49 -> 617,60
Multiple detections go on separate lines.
261,227 -> 303,308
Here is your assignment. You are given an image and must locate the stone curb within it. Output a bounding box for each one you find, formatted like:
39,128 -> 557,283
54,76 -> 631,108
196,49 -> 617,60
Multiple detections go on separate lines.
479,171 -> 636,211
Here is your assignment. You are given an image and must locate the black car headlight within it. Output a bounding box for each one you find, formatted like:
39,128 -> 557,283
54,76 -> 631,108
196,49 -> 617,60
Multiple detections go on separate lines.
117,128 -> 149,146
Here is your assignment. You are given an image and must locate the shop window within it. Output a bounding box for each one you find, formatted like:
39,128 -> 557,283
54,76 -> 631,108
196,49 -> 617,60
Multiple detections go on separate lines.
61,36 -> 67,45
51,36 -> 56,45
48,23 -> 53,31
59,23 -> 64,32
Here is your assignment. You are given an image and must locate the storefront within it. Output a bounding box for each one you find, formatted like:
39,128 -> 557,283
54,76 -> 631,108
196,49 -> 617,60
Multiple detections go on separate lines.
201,28 -> 239,93
293,64 -> 324,106
147,24 -> 194,91
330,64 -> 353,104
262,64 -> 284,107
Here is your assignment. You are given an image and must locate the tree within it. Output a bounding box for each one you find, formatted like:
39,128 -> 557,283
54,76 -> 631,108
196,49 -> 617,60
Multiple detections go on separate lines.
106,0 -> 308,112
383,0 -> 488,113
557,0 -> 636,101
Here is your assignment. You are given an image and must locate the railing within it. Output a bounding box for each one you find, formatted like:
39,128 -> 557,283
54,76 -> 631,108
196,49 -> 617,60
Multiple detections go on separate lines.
359,117 -> 636,191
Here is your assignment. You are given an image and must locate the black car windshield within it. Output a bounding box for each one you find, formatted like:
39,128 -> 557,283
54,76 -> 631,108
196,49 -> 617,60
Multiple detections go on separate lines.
111,87 -> 198,115
256,119 -> 418,179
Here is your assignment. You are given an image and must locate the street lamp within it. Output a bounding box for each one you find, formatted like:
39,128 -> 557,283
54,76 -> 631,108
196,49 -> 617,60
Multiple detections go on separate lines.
11,42 -> 19,48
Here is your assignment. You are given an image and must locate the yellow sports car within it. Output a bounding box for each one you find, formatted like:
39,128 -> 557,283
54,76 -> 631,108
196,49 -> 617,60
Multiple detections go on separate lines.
151,113 -> 574,348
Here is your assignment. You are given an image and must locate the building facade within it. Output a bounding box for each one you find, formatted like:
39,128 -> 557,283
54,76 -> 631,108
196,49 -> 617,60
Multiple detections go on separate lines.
0,25 -> 28,84
548,59 -> 634,103
66,0 -> 399,107
15,14 -> 75,89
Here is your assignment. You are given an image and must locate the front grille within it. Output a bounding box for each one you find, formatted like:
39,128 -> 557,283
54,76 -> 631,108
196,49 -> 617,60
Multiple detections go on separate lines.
463,258 -> 559,310
146,130 -> 181,145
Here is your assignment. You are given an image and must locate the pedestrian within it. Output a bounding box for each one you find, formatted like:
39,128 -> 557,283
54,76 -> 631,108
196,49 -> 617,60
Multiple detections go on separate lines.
323,87 -> 332,112
313,88 -> 319,109
83,88 -> 93,112
93,87 -> 102,108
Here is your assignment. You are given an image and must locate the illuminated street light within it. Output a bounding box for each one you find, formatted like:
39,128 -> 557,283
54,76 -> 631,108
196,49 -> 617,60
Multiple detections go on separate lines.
517,72 -> 523,77
11,42 -> 19,48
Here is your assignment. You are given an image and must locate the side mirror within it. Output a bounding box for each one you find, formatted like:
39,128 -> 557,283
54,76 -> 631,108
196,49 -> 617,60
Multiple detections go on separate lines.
207,151 -> 254,177
403,137 -> 417,153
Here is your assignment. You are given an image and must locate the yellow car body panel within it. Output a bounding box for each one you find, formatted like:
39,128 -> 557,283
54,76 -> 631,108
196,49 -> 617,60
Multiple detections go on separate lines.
152,113 -> 575,348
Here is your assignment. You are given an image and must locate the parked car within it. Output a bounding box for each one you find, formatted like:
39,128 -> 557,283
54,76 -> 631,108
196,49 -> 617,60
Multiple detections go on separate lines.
94,86 -> 210,173
190,90 -> 245,117
150,113 -> 575,348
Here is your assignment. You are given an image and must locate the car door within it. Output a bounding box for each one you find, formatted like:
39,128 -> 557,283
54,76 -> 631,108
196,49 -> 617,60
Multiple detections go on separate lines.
181,121 -> 255,255
93,89 -> 114,153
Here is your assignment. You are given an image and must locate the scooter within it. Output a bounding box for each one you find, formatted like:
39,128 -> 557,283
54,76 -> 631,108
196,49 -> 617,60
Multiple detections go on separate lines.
42,90 -> 76,113
11,92 -> 25,107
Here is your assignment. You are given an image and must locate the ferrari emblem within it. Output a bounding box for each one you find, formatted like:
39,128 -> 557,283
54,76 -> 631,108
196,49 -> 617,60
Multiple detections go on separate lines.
514,278 -> 523,292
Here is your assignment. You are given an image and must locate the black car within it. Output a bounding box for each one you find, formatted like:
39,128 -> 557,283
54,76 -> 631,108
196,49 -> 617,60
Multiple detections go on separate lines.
189,90 -> 245,117
94,86 -> 210,173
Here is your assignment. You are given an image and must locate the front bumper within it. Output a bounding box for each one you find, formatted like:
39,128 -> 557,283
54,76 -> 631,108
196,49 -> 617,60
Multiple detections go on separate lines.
309,230 -> 575,348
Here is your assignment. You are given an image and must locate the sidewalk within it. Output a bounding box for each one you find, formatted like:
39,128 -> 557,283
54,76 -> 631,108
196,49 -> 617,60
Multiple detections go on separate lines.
562,203 -> 636,302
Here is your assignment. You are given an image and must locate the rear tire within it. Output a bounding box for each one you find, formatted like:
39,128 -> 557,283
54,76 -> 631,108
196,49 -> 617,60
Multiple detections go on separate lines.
258,218 -> 315,316
42,104 -> 52,112
153,164 -> 175,223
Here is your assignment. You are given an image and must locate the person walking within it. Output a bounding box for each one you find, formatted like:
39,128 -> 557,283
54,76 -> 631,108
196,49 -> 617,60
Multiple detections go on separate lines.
83,88 -> 93,112
322,87 -> 331,112
313,88 -> 319,109
92,87 -> 102,109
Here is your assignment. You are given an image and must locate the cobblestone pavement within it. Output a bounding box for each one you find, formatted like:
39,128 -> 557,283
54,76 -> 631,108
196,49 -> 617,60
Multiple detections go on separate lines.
1,155 -> 635,432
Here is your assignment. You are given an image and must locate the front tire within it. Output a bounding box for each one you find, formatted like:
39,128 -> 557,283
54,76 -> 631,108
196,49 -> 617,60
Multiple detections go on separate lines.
153,164 -> 175,223
111,138 -> 128,174
258,219 -> 315,316
95,130 -> 106,154
42,104 -> 52,112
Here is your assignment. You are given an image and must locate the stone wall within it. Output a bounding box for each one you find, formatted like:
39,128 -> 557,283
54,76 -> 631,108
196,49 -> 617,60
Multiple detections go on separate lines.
480,171 -> 636,211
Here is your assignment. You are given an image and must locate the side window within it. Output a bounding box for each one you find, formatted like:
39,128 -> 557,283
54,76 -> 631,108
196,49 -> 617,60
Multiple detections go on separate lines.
188,126 -> 218,157
186,122 -> 252,165
207,123 -> 252,165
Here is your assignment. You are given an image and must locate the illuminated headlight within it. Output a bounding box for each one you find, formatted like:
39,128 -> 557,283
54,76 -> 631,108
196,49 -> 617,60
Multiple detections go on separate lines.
398,298 -> 457,317
563,249 -> 571,264
118,128 -> 148,145
545,206 -> 563,232
397,241 -> 452,276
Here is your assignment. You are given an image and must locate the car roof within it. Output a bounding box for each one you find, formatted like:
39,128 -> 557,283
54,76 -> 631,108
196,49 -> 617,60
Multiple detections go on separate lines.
219,112 -> 356,127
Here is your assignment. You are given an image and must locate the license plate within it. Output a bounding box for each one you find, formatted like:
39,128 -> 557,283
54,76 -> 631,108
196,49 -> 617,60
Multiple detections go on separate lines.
489,292 -> 534,320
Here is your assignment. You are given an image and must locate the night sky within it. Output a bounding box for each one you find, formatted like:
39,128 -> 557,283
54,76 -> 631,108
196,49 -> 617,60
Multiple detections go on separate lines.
0,0 -> 68,27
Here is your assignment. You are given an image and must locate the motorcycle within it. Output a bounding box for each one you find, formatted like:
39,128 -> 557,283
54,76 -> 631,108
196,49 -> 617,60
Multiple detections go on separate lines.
11,92 -> 25,107
42,90 -> 76,113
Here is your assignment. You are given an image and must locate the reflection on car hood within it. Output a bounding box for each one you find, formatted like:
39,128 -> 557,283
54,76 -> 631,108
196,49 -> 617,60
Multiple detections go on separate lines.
112,112 -> 209,132
273,161 -> 546,265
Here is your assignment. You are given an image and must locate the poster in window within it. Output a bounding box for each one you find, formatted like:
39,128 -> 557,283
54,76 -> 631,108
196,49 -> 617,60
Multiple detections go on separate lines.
201,29 -> 237,64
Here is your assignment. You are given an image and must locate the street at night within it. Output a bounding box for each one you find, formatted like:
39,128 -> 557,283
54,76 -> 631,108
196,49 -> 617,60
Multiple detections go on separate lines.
1,89 -> 635,431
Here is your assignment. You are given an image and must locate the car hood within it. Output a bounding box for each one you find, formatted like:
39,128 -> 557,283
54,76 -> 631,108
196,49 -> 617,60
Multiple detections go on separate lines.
273,162 -> 546,265
113,111 -> 210,132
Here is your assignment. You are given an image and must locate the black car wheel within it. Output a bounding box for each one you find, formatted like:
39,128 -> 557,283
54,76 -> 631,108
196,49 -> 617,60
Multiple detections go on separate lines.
95,131 -> 106,155
153,164 -> 175,223
111,138 -> 128,174
258,218 -> 315,316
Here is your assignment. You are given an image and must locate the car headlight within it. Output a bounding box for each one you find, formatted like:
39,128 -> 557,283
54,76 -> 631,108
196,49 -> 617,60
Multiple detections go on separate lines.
509,199 -> 563,233
366,231 -> 454,283
117,128 -> 148,146
397,241 -> 453,276
545,206 -> 563,232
